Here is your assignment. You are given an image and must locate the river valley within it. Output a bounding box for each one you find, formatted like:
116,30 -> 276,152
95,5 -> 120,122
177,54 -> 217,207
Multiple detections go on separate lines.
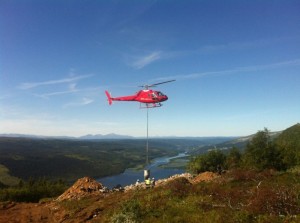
98,153 -> 189,188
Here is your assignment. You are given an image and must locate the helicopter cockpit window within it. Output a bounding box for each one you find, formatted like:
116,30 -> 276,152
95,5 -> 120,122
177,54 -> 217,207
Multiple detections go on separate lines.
157,92 -> 165,96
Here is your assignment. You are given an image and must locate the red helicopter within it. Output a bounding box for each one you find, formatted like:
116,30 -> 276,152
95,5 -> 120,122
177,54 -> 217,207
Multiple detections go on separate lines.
105,80 -> 175,108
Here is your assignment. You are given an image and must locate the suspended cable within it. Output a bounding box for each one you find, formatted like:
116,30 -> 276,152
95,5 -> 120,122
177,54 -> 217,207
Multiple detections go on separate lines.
146,106 -> 149,167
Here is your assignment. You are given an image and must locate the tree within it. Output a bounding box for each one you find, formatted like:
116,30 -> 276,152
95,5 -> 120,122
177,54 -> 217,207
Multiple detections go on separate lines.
188,150 -> 226,174
274,123 -> 300,169
243,128 -> 283,170
226,147 -> 241,169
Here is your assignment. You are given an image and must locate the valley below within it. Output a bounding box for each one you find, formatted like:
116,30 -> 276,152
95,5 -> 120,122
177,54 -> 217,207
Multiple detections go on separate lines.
0,136 -> 231,185
1,124 -> 300,222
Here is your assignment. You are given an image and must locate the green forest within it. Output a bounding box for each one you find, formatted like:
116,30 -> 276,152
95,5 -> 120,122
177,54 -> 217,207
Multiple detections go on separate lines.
188,124 -> 300,174
0,178 -> 67,203
0,138 -> 188,185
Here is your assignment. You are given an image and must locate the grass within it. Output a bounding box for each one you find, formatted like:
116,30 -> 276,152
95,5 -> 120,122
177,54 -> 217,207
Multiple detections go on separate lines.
64,154 -> 91,161
96,170 -> 300,223
0,164 -> 20,186
158,156 -> 189,169
60,198 -> 94,217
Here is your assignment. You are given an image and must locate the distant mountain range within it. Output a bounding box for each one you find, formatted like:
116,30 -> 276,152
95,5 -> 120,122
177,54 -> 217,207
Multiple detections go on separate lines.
0,126 -> 290,144
0,133 -> 238,144
78,133 -> 134,140
0,133 -> 135,140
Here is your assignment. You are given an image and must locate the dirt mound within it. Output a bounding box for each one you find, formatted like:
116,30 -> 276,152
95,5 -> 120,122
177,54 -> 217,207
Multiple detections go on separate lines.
56,177 -> 105,201
193,171 -> 219,183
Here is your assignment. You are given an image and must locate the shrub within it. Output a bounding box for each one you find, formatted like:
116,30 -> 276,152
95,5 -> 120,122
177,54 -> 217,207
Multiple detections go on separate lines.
228,169 -> 259,182
164,177 -> 191,198
226,147 -> 242,169
110,212 -> 136,223
0,178 -> 67,202
247,185 -> 300,216
111,199 -> 142,223
188,150 -> 226,174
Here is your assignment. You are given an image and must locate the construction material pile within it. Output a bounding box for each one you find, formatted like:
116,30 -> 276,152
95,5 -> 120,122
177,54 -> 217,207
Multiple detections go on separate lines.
192,171 -> 219,183
155,173 -> 194,186
56,177 -> 108,201
124,173 -> 194,192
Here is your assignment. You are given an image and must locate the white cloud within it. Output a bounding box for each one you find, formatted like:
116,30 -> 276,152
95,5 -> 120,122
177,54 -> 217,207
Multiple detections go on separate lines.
199,37 -> 296,54
34,90 -> 78,99
0,117 -> 124,137
82,97 -> 94,105
131,51 -> 162,69
63,97 -> 94,108
34,86 -> 102,99
69,83 -> 77,91
151,58 -> 300,82
18,74 -> 94,89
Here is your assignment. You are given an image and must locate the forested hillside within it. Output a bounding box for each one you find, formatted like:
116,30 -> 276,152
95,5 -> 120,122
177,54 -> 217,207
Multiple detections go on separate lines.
274,123 -> 300,169
188,123 -> 300,174
0,138 -> 182,185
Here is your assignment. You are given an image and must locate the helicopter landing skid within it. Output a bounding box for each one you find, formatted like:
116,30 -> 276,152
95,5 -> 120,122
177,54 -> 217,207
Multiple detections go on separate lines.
140,103 -> 162,109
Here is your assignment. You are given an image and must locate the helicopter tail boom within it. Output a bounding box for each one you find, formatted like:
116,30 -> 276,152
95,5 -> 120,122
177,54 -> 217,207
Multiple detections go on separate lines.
105,91 -> 113,105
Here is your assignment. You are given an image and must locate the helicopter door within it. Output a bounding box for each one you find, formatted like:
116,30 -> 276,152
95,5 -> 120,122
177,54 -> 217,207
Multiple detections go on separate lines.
151,92 -> 157,100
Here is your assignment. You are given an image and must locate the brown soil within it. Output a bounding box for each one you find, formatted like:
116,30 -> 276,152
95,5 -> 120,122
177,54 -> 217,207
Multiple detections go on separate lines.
0,201 -> 65,223
56,177 -> 105,201
192,171 -> 219,183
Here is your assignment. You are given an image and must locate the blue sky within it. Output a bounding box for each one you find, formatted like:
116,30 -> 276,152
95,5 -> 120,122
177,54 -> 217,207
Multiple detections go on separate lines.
1,0 -> 300,137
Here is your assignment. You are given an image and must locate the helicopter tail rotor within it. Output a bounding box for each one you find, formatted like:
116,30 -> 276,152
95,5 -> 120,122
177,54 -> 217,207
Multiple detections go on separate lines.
105,91 -> 113,105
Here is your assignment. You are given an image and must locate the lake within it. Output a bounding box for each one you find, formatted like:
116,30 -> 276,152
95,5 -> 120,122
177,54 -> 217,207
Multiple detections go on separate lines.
97,153 -> 189,188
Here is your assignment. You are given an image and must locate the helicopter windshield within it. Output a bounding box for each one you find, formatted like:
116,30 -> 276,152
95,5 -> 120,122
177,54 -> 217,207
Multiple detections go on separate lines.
157,91 -> 165,96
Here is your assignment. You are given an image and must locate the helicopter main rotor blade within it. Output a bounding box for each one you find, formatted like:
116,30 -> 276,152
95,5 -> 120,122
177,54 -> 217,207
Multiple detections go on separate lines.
149,79 -> 176,87
139,79 -> 175,89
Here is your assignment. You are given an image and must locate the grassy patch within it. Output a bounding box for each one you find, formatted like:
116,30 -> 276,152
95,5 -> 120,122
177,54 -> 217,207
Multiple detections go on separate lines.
0,164 -> 20,186
158,157 -> 189,169
105,171 -> 300,223
64,154 -> 90,161
60,198 -> 93,217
